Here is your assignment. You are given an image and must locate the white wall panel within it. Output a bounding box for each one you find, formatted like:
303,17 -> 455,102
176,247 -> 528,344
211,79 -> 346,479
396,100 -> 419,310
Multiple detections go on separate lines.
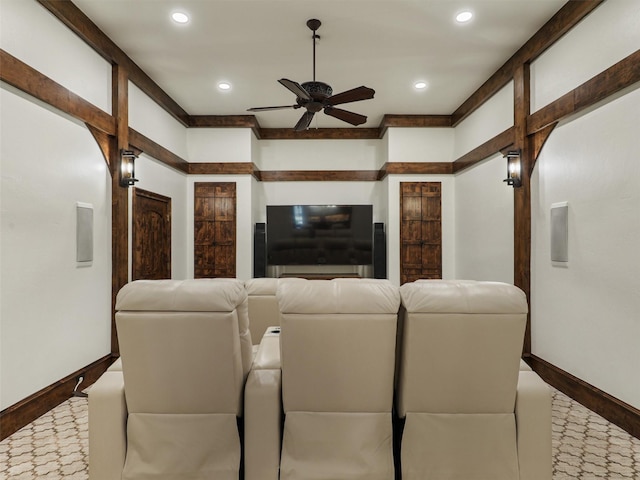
387,128 -> 454,163
1,87 -> 111,409
455,154 -> 514,283
128,82 -> 188,159
531,88 -> 640,408
453,82 -> 513,159
0,0 -> 111,113
531,0 -> 640,112
187,128 -> 253,163
256,139 -> 383,170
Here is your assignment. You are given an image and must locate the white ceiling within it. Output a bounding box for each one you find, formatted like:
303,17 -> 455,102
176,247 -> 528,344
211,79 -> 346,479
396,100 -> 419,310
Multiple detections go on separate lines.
72,0 -> 566,129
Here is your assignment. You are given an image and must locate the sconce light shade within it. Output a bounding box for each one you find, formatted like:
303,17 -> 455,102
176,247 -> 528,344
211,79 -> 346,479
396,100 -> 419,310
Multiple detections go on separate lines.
503,149 -> 522,188
120,149 -> 139,187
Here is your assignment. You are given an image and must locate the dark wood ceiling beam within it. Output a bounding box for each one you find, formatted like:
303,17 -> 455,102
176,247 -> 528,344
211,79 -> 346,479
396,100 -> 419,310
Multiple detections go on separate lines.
0,49 -> 115,135
528,48 -> 640,134
259,128 -> 380,140
189,115 -> 262,140
451,127 -> 515,174
36,0 -> 190,126
128,128 -> 190,174
259,170 -> 380,182
451,0 -> 605,127
379,114 -> 452,138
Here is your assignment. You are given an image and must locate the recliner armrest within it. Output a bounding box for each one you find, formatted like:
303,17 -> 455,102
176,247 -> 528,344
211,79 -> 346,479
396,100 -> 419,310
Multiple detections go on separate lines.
88,371 -> 128,480
252,327 -> 281,370
515,370 -> 552,480
244,328 -> 282,480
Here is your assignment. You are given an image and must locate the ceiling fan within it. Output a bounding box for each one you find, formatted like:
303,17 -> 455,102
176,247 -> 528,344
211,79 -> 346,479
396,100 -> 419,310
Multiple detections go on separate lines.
247,19 -> 375,131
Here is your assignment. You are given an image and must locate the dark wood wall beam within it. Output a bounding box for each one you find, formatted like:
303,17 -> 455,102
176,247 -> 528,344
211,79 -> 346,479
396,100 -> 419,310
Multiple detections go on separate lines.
86,124 -> 113,168
128,128 -> 190,174
36,0 -> 190,126
527,355 -> 640,439
0,355 -> 114,441
379,114 -> 452,138
259,128 -> 380,140
189,115 -> 262,139
110,65 -> 129,355
260,170 -> 380,182
1,49 -> 115,135
529,49 -> 640,134
188,162 -> 257,177
451,0 -> 605,127
380,162 -> 453,179
451,127 -> 515,174
513,63 -> 532,355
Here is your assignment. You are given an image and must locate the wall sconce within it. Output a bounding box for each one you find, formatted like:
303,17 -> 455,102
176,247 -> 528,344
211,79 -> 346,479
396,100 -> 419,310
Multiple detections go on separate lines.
120,149 -> 139,187
503,149 -> 522,188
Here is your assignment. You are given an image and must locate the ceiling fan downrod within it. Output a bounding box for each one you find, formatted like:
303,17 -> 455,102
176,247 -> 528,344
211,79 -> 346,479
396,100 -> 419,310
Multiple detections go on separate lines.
307,19 -> 321,82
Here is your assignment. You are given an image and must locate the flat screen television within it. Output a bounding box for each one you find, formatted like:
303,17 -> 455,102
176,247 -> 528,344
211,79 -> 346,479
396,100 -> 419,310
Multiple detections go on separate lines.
267,205 -> 373,266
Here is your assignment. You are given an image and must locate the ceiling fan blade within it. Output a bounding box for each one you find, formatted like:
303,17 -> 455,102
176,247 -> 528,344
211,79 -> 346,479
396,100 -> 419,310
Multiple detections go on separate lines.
325,86 -> 375,106
247,105 -> 299,112
294,111 -> 315,131
323,107 -> 367,126
279,78 -> 312,101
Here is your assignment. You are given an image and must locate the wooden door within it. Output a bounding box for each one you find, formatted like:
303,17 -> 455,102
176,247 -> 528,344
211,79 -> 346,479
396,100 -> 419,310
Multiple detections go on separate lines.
400,182 -> 442,284
194,182 -> 236,278
132,188 -> 171,280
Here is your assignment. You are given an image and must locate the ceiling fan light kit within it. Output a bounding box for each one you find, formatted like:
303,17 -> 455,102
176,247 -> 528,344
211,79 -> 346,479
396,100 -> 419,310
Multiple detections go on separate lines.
247,18 -> 375,131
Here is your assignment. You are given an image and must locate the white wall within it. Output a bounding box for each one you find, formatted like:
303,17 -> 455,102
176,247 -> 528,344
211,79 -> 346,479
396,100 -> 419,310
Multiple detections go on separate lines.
531,87 -> 640,409
454,81 -> 514,159
455,154 -> 514,283
530,0 -> 640,112
0,87 -> 112,409
256,139 -> 383,170
387,128 -> 454,163
0,0 -> 112,114
133,156 -> 189,279
188,129 -> 253,163
129,82 -> 188,159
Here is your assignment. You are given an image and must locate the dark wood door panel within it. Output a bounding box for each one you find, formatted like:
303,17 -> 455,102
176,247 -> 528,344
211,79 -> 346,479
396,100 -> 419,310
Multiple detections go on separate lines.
194,182 -> 236,278
422,221 -> 442,243
132,188 -> 171,280
214,197 -> 235,220
400,182 -> 442,285
194,221 -> 215,244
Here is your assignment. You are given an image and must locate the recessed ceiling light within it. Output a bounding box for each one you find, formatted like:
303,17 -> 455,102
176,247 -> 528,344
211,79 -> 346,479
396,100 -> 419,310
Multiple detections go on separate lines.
218,82 -> 232,91
414,81 -> 428,90
171,12 -> 189,24
456,11 -> 473,23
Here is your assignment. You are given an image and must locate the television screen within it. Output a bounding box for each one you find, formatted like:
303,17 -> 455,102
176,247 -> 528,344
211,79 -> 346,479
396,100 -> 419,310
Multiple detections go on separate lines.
267,205 -> 373,266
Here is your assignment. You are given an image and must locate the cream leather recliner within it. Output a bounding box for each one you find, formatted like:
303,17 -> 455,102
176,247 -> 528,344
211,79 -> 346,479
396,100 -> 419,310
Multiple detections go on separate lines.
396,280 -> 552,480
275,278 -> 401,480
88,279 -> 252,480
245,278 -> 280,344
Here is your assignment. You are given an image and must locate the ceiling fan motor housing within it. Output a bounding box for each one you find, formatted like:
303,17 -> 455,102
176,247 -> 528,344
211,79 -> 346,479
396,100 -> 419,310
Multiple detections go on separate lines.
301,81 -> 333,99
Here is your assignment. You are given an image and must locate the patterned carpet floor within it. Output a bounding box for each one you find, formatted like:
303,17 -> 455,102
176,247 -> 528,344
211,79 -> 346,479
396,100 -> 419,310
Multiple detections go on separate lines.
1,388 -> 639,479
